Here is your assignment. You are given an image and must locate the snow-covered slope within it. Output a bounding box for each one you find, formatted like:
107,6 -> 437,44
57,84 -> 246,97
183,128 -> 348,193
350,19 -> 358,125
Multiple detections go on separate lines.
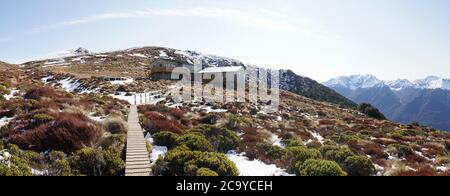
174,50 -> 245,67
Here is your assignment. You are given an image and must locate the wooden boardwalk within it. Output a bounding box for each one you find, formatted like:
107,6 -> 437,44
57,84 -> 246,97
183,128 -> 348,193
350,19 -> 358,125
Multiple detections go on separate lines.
125,105 -> 151,176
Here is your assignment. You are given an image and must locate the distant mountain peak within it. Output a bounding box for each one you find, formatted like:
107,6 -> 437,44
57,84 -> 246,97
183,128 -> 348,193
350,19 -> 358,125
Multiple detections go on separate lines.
324,74 -> 382,90
413,76 -> 449,90
74,47 -> 91,55
325,75 -> 450,91
385,79 -> 416,91
31,47 -> 92,62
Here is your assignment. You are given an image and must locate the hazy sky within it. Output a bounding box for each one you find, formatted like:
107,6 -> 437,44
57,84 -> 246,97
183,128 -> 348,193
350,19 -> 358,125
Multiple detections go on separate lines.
1,0 -> 450,82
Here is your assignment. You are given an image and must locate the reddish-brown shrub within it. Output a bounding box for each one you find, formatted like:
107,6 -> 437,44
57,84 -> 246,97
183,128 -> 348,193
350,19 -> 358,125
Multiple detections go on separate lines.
363,143 -> 389,159
169,108 -> 185,120
347,139 -> 360,150
24,87 -> 61,100
9,112 -> 102,153
396,165 -> 449,176
141,115 -> 184,134
241,126 -> 258,135
138,104 -> 169,113
241,126 -> 265,144
228,108 -> 238,114
373,138 -> 397,146
143,112 -> 167,121
31,99 -> 60,111
319,119 -> 336,126
180,118 -> 192,126
200,113 -> 218,124
422,142 -> 446,156
405,153 -> 428,163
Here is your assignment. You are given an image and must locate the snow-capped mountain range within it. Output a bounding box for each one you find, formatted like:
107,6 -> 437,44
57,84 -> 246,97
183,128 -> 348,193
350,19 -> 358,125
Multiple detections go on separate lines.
324,74 -> 450,91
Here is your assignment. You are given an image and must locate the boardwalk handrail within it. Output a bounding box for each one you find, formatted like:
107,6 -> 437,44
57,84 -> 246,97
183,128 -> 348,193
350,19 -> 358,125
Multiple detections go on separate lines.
132,91 -> 162,105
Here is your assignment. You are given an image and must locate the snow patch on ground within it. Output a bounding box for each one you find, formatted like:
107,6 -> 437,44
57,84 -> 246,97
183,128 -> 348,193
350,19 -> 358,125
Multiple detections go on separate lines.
166,103 -> 183,108
226,151 -> 293,176
0,117 -> 14,128
415,151 -> 435,162
270,134 -> 285,148
308,130 -> 325,144
31,168 -> 48,176
3,89 -> 19,100
191,105 -> 228,113
42,59 -> 71,68
41,75 -> 54,84
0,151 -> 12,162
58,78 -> 81,92
276,116 -> 282,121
80,87 -> 97,94
71,56 -> 90,63
44,59 -> 65,65
436,166 -> 448,172
88,113 -> 106,122
151,146 -> 168,163
374,164 -> 384,176
110,92 -> 135,104
159,50 -> 168,57
145,133 -> 168,163
128,53 -> 148,58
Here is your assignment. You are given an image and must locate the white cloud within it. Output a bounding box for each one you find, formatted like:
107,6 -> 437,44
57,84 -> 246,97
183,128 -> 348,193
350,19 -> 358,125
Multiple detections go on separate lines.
25,7 -> 329,39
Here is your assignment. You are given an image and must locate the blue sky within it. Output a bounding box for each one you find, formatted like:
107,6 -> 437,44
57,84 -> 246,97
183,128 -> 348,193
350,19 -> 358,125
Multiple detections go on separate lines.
1,0 -> 450,82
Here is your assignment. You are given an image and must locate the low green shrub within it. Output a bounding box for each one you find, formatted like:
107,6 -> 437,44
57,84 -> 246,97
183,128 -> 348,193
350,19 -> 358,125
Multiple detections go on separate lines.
0,85 -> 10,97
7,143 -> 20,156
188,125 -> 240,153
154,147 -> 239,176
226,115 -> 250,131
48,159 -> 74,176
32,113 -> 54,125
99,134 -> 126,149
153,132 -> 179,150
0,156 -> 32,176
282,146 -> 321,169
389,144 -> 414,158
256,143 -> 286,159
296,159 -> 346,176
282,138 -> 304,147
22,150 -> 45,166
176,133 -> 214,152
196,168 -> 219,176
343,156 -> 376,176
320,145 -> 355,164
68,147 -> 125,176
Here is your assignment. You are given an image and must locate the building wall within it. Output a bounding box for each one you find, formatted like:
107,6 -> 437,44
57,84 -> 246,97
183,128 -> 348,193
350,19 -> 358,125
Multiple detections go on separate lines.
151,72 -> 176,81
150,59 -> 195,81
